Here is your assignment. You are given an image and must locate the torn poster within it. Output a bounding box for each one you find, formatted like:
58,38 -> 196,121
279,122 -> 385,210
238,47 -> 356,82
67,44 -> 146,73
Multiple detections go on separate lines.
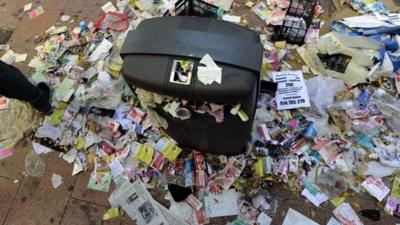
282,208 -> 320,225
375,147 -> 400,167
301,187 -> 329,207
272,70 -> 310,110
216,157 -> 245,190
361,176 -> 390,202
313,139 -> 341,169
88,171 -> 112,192
333,202 -> 364,225
204,189 -> 240,218
53,78 -> 76,102
252,2 -> 269,21
109,180 -> 169,225
89,39 -> 113,62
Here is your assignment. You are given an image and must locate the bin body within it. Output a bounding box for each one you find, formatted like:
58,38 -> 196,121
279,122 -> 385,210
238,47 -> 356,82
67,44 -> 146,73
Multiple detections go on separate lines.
121,16 -> 263,155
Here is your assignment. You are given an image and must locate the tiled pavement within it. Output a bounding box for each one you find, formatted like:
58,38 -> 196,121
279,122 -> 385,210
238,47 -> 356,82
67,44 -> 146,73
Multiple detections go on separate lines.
0,1 -> 135,224
0,0 -> 398,225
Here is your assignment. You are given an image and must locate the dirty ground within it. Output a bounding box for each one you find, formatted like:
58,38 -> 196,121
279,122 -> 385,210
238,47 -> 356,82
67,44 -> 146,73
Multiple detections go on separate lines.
1,0 -> 400,225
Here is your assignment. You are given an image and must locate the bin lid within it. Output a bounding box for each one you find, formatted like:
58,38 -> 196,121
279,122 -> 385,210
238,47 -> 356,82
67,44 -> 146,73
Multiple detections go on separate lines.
121,16 -> 263,102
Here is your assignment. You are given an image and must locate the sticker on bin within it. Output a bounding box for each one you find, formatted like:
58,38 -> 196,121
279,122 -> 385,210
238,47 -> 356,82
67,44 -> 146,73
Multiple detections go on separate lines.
170,59 -> 194,85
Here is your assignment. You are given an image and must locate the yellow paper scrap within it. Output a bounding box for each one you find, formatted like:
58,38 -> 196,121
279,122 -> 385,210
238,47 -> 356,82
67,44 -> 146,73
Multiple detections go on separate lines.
49,110 -> 64,125
162,141 -> 182,161
330,196 -> 346,207
76,135 -> 85,150
136,144 -> 154,165
391,177 -> 400,199
255,157 -> 265,177
360,0 -> 376,4
103,208 -> 119,220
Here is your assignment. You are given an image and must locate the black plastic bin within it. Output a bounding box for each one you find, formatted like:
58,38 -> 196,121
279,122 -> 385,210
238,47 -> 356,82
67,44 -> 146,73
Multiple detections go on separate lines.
120,16 -> 274,155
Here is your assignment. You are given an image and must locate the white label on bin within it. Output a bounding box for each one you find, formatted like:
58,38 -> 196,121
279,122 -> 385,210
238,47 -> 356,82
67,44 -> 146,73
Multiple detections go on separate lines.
170,59 -> 194,85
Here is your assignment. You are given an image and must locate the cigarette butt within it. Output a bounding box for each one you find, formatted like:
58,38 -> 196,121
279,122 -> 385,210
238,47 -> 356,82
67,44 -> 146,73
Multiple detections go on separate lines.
230,103 -> 241,115
238,109 -> 249,122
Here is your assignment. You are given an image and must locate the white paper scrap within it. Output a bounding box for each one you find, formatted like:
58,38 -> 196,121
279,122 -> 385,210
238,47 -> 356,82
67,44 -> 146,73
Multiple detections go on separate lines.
197,54 -> 222,85
282,208 -> 320,225
32,142 -> 54,154
60,15 -> 71,22
0,44 -> 10,51
214,0 -> 234,11
1,50 -> 16,64
109,159 -> 125,178
333,202 -> 364,225
89,39 -> 113,62
15,53 -> 28,63
51,173 -> 63,189
257,212 -> 272,225
23,3 -> 33,12
222,15 -> 241,23
301,188 -> 329,207
28,56 -> 42,68
272,70 -> 310,110
101,1 -> 117,13
361,176 -> 390,202
62,151 -> 76,164
72,163 -> 83,176
204,189 -> 239,218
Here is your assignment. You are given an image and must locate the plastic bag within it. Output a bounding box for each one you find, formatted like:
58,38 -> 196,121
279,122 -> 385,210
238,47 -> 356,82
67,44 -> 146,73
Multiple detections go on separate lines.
306,76 -> 346,114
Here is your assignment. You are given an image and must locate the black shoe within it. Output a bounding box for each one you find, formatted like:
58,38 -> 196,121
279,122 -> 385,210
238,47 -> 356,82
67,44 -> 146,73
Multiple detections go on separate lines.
37,82 -> 50,98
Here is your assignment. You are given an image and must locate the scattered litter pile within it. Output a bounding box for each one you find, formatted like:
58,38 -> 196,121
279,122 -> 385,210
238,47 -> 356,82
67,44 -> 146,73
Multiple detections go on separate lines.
3,0 -> 400,224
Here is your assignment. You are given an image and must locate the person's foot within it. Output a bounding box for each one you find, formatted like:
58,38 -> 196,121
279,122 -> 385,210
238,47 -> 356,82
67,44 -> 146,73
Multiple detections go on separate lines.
37,82 -> 52,115
37,82 -> 50,98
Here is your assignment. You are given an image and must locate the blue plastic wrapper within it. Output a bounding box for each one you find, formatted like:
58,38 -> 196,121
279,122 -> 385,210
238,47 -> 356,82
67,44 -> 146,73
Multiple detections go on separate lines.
357,91 -> 371,109
303,122 -> 317,139
184,158 -> 195,187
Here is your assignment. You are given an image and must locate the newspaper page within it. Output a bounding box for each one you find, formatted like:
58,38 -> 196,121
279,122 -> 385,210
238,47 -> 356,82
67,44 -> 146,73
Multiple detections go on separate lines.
109,180 -> 169,225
